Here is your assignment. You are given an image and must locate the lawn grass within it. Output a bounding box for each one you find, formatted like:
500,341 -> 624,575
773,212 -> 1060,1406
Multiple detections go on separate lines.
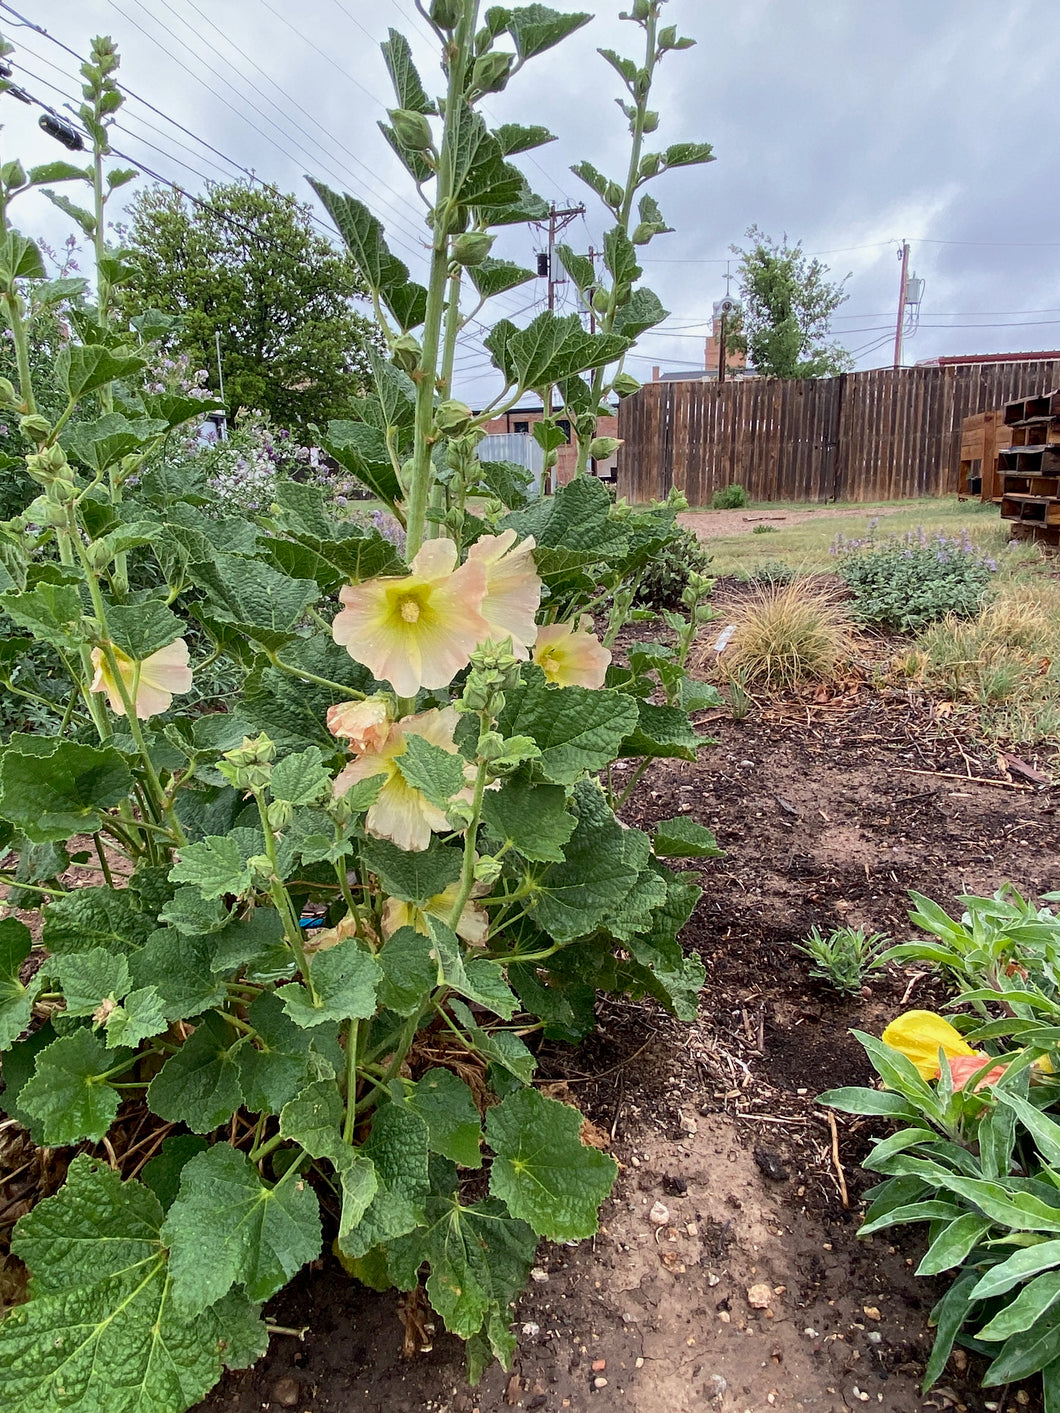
689,495 -> 1009,576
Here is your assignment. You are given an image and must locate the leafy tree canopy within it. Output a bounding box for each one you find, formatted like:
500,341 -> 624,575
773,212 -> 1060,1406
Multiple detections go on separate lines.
122,180 -> 379,429
729,224 -> 851,379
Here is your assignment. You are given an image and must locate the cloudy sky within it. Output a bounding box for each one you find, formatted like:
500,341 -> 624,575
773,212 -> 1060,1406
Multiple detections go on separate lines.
4,0 -> 1060,407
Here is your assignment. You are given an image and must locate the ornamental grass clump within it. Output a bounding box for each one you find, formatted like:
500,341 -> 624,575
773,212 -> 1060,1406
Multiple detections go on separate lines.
0,9 -> 723,1410
719,581 -> 857,690
833,524 -> 997,632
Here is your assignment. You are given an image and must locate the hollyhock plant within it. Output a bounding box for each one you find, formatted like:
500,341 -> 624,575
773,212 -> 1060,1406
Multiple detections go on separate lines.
331,537 -> 491,697
532,614 -> 611,689
381,879 -> 489,946
333,705 -> 472,852
466,530 -> 542,658
89,639 -> 193,719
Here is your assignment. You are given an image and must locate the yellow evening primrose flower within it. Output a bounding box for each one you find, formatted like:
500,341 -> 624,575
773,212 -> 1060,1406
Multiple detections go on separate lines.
381,879 -> 489,947
532,614 -> 611,689
326,696 -> 391,753
333,705 -> 472,853
331,537 -> 491,697
881,1010 -> 978,1081
90,639 -> 192,719
466,530 -> 542,659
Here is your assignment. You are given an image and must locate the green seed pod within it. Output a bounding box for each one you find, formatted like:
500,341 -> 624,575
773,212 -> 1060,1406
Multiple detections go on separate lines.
267,799 -> 294,831
473,855 -> 504,886
589,436 -> 623,460
434,398 -> 473,436
452,231 -> 494,266
639,152 -> 662,179
391,333 -> 422,374
575,413 -> 598,440
611,372 -> 642,398
19,412 -> 51,444
470,51 -> 513,95
642,109 -> 660,134
224,732 -> 276,767
0,377 -> 19,407
245,853 -> 274,881
388,107 -> 433,151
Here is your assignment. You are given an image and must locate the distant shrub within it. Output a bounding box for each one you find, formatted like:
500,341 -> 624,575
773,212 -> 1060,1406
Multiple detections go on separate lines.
750,560 -> 797,586
634,524 -> 712,610
833,525 -> 997,632
752,523 -> 775,534
712,483 -> 749,509
720,581 -> 857,689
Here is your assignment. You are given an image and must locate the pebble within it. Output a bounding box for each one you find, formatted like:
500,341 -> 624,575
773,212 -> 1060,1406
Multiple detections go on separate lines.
852,1387 -> 870,1403
679,1112 -> 698,1135
593,1376 -> 608,1390
649,1201 -> 670,1226
522,1323 -> 540,1337
753,1145 -> 789,1183
530,1267 -> 549,1283
271,1377 -> 300,1408
747,1282 -> 773,1310
862,1306 -> 881,1321
702,1374 -> 728,1403
591,1359 -> 606,1373
803,1328 -> 819,1339
866,1332 -> 882,1345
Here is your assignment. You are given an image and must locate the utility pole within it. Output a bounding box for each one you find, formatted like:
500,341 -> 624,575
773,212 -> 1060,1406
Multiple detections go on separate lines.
893,240 -> 910,369
537,202 -> 586,312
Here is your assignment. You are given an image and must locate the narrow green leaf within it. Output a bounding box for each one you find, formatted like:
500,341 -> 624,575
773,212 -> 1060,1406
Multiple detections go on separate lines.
917,1213 -> 992,1276
971,1240 -> 1060,1302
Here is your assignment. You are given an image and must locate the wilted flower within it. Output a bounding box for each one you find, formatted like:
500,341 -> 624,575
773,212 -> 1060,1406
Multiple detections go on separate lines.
331,538 -> 490,697
882,1009 -> 1009,1090
381,878 -> 489,946
326,696 -> 391,753
333,705 -> 472,852
532,614 -> 610,689
90,639 -> 192,719
466,530 -> 542,658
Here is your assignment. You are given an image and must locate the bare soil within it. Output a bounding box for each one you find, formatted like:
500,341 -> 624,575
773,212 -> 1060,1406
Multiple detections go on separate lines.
677,504 -> 912,539
199,668 -> 1059,1413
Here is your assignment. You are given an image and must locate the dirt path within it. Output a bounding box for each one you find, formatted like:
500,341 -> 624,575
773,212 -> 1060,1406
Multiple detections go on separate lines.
201,679 -> 1055,1413
678,505 -> 909,538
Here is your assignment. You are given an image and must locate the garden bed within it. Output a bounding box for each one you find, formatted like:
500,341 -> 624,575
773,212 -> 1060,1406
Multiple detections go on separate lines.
195,683 -> 1057,1413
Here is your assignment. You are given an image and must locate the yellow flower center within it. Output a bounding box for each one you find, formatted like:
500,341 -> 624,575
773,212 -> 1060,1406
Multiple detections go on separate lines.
399,596 -> 421,623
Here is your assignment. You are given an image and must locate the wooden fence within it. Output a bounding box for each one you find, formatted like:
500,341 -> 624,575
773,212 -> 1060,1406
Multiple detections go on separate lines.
617,361 -> 1060,504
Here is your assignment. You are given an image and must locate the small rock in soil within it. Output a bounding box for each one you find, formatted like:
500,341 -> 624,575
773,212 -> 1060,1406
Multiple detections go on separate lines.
270,1377 -> 300,1408
702,1374 -> 728,1404
662,1174 -> 688,1196
753,1145 -> 789,1182
747,1282 -> 774,1310
649,1200 -> 670,1226
530,1267 -> 549,1282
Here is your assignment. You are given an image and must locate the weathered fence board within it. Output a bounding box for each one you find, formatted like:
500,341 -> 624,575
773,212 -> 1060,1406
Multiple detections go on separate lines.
618,361 -> 1060,504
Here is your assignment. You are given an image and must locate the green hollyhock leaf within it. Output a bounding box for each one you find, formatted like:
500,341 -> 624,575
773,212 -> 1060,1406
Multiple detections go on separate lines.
494,122 -> 554,155
509,962 -> 595,1044
607,862 -> 669,944
18,1029 -> 121,1146
338,1101 -> 430,1259
662,140 -> 715,170
652,816 -> 724,859
0,737 -> 133,843
497,676 -> 637,785
533,780 -> 640,941
234,990 -> 317,1115
504,5 -> 591,60
103,986 -> 168,1049
42,885 -> 156,956
486,1087 -> 617,1239
502,471 -> 628,584
195,553 -> 319,651
55,344 -> 146,400
279,1079 -> 351,1169
141,1134 -> 209,1213
158,886 -> 230,936
486,310 -> 627,388
308,181 -> 427,332
62,413 -> 167,475
449,999 -> 536,1085
162,1143 -> 321,1314
105,601 -> 185,661
613,286 -> 668,340
377,926 -> 437,1016
0,581 -> 85,651
480,778 -> 575,863
0,917 -> 39,1049
426,918 -> 518,1019
338,1156 -> 380,1248
394,732 -> 468,809
128,929 -> 228,1023
362,836 -> 463,904
408,1068 -> 483,1169
269,746 -> 332,806
169,834 -> 255,900
0,1155 -> 263,1412
280,937 -> 381,1028
53,947 -> 131,1017
210,908 -> 287,973
470,458 -> 533,511
619,699 -> 702,761
468,257 -> 534,300
147,1012 -> 244,1132
620,945 -> 705,1022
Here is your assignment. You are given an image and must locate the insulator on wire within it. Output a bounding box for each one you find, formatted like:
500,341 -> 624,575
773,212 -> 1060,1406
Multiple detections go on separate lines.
38,113 -> 84,151
0,60 -> 11,80
4,81 -> 31,105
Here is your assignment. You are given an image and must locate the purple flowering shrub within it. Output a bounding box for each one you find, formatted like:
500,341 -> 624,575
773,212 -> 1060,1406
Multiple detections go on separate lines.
832,524 -> 998,631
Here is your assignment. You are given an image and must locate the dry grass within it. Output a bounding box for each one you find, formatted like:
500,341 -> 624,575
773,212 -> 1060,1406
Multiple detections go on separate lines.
709,581 -> 859,691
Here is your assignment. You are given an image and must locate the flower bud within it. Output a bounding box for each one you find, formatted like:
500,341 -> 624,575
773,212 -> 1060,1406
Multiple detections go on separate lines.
452,231 -> 494,266
0,376 -> 19,407
470,51 -> 513,95
611,372 -> 641,398
388,107 -> 433,151
267,799 -> 294,831
575,413 -> 598,440
429,0 -> 462,27
592,287 -> 610,316
473,855 -> 504,887
434,398 -> 473,436
245,853 -> 275,881
605,182 -> 624,209
225,732 -> 276,767
639,152 -> 662,179
391,333 -> 421,374
19,412 -> 51,444
446,799 -> 476,831
589,436 -> 622,460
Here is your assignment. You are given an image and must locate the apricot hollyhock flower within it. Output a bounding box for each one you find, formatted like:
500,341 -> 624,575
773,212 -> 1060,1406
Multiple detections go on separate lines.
326,696 -> 391,753
466,530 -> 542,658
331,538 -> 490,697
532,615 -> 610,689
381,880 -> 489,947
333,705 -> 471,852
90,639 -> 192,719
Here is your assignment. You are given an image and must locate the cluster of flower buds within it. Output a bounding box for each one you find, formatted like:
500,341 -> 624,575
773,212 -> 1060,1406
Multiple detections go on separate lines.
459,639 -> 521,714
218,732 -> 275,792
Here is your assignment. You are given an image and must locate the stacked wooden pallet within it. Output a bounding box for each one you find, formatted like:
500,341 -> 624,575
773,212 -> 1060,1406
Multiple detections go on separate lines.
998,391 -> 1060,546
957,409 -> 1011,501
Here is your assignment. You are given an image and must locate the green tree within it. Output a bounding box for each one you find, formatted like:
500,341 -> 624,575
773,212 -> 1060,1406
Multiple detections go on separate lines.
123,180 -> 378,427
730,225 -> 851,379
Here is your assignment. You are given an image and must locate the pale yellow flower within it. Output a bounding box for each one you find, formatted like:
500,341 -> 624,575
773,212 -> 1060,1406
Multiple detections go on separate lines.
381,879 -> 489,947
333,705 -> 472,852
466,530 -> 542,659
90,639 -> 192,719
331,538 -> 490,697
532,615 -> 610,689
881,1010 -> 980,1081
326,696 -> 391,753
